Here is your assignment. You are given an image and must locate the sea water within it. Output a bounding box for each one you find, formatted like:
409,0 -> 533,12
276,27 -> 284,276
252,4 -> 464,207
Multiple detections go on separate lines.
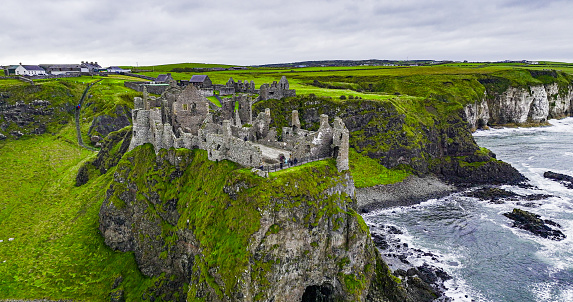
363,117 -> 573,302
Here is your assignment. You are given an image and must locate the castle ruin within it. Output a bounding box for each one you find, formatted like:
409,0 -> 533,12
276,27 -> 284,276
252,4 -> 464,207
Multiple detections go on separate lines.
129,77 -> 349,173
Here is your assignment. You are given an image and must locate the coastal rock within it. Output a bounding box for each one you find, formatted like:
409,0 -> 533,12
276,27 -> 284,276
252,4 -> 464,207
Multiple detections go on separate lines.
503,208 -> 566,241
465,77 -> 573,128
357,175 -> 455,211
370,226 -> 451,301
464,187 -> 519,203
87,105 -> 131,138
464,187 -> 552,204
544,171 -> 573,189
99,145 -> 409,301
0,97 -> 60,138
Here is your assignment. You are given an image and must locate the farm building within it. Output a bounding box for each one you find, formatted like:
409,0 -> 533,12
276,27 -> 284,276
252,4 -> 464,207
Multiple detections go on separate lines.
81,61 -> 102,73
189,75 -> 212,88
43,64 -> 86,75
12,64 -> 47,76
107,66 -> 131,73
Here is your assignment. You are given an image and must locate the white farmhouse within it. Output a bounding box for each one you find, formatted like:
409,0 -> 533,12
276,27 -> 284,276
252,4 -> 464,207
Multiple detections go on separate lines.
107,66 -> 131,73
14,64 -> 46,76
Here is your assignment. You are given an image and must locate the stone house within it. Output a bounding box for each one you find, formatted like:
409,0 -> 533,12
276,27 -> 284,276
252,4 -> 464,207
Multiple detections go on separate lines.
81,61 -> 102,73
189,75 -> 212,89
43,64 -> 84,75
155,73 -> 175,84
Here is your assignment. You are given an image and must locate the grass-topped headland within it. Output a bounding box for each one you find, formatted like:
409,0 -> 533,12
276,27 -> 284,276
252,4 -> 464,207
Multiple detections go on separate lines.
97,142 -> 393,300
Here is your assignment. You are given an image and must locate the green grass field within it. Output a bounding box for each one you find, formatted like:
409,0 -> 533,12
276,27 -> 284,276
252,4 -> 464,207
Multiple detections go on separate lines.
0,126 -> 149,301
123,63 -> 240,73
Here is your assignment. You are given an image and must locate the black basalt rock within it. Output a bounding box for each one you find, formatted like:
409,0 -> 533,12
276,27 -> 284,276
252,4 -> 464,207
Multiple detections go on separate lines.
544,171 -> 573,189
503,208 -> 566,241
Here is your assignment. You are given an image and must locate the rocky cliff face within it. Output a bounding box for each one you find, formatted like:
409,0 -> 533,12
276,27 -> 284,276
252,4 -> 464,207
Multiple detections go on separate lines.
465,83 -> 573,129
253,95 -> 525,187
99,145 -> 416,301
0,82 -> 82,139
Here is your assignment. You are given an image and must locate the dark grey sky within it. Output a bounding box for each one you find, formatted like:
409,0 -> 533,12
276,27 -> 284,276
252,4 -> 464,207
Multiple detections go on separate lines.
1,0 -> 572,66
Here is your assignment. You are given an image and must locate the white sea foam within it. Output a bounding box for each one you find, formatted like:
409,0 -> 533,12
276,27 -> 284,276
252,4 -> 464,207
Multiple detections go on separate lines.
443,277 -> 491,302
531,280 -> 573,302
473,117 -> 573,138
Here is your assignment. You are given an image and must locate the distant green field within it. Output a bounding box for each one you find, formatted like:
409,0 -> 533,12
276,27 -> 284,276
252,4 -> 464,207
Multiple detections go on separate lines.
123,62 -> 241,73
129,62 -> 573,106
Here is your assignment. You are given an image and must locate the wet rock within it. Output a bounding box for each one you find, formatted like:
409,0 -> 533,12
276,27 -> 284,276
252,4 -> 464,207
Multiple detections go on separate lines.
516,202 -> 540,208
544,171 -> 573,189
464,187 -> 518,202
0,133 -> 5,140
371,233 -> 389,250
503,208 -> 566,241
387,225 -> 403,234
394,269 -> 407,277
523,193 -> 553,201
466,187 -> 553,204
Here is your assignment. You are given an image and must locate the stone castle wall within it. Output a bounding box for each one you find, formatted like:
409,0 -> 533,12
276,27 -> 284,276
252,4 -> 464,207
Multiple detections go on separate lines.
124,82 -> 170,95
128,78 -> 348,172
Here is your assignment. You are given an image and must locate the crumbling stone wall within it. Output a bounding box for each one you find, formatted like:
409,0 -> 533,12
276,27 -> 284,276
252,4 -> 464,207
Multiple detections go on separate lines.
172,85 -> 210,135
128,77 -> 348,172
124,82 -> 170,95
332,117 -> 349,172
236,94 -> 253,125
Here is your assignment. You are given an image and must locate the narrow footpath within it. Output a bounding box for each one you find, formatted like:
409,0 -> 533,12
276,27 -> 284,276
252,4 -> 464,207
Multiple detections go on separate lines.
75,80 -> 102,151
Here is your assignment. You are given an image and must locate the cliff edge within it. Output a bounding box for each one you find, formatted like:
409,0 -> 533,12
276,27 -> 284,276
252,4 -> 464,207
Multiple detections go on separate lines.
98,144 -> 429,301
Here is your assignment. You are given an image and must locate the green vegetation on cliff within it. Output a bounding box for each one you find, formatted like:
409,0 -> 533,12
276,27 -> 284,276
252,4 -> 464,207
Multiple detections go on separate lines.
0,127 -> 149,301
102,144 -> 393,300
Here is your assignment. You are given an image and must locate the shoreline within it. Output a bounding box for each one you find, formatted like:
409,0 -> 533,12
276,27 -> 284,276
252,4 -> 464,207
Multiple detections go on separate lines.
356,175 -> 457,212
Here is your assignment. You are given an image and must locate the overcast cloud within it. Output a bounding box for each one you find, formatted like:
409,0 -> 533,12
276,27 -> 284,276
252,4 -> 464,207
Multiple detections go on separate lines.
1,0 -> 572,66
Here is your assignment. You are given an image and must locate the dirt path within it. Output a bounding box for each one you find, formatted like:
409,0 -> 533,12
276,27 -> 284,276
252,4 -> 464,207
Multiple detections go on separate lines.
74,80 -> 102,151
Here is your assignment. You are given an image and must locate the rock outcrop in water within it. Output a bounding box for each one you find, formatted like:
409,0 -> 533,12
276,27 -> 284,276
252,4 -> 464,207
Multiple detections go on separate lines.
503,208 -> 566,241
464,187 -> 552,204
544,171 -> 573,189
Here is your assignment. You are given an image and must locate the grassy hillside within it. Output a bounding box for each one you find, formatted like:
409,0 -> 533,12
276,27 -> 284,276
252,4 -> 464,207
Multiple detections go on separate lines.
0,126 -> 151,301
